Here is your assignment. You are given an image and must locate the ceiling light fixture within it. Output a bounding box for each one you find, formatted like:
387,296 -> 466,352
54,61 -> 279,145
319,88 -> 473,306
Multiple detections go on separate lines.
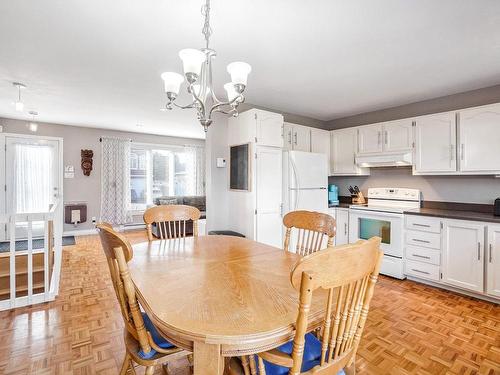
13,82 -> 26,112
28,111 -> 38,132
161,0 -> 251,132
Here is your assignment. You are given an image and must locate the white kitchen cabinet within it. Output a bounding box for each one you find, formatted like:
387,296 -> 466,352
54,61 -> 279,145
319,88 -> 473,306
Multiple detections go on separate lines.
283,122 -> 311,152
310,127 -> 330,172
487,224 -> 500,298
414,112 -> 457,174
442,219 -> 485,293
228,108 -> 284,148
330,129 -> 369,176
357,124 -> 383,154
335,208 -> 349,245
383,119 -> 414,152
458,103 -> 500,174
198,219 -> 207,235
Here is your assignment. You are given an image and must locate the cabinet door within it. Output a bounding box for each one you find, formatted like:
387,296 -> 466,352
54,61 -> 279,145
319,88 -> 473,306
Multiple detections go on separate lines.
357,124 -> 383,154
414,112 -> 457,174
442,220 -> 485,293
282,123 -> 293,151
292,124 -> 311,152
331,128 -> 364,175
311,128 -> 330,172
335,209 -> 349,245
255,147 -> 282,248
458,104 -> 500,173
487,225 -> 500,298
256,111 -> 284,148
383,119 -> 413,152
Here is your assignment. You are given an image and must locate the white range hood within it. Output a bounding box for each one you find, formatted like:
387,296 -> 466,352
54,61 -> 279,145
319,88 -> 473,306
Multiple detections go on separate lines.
356,151 -> 413,168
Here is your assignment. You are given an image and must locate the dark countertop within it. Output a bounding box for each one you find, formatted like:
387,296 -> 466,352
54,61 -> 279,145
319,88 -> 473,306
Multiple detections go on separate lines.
404,207 -> 500,224
328,202 -> 351,209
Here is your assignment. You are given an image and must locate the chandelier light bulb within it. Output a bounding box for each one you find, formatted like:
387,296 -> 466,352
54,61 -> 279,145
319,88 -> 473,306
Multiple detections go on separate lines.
15,101 -> 24,112
179,49 -> 206,78
28,110 -> 38,132
227,62 -> 252,86
161,72 -> 184,95
224,83 -> 238,102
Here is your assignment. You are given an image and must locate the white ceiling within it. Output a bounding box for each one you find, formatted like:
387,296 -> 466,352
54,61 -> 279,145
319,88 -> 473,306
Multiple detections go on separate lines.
1,0 -> 500,139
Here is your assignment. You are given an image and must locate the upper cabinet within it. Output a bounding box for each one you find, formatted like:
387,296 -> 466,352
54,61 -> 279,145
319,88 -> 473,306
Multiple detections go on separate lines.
228,109 -> 284,148
414,112 -> 457,174
330,128 -> 369,176
357,119 -> 413,155
458,104 -> 500,174
310,128 -> 330,155
283,122 -> 311,152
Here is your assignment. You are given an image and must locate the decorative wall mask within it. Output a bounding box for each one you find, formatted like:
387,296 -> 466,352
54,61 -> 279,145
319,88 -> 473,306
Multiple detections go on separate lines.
81,149 -> 94,176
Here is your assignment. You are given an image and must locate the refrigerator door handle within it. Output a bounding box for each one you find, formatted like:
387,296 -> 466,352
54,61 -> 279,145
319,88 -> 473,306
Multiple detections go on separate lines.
290,158 -> 300,210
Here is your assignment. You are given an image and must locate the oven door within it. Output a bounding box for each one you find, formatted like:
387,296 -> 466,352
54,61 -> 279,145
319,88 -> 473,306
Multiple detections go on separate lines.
348,209 -> 403,258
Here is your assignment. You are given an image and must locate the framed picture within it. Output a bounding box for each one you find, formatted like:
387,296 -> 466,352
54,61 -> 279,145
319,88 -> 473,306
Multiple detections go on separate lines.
229,143 -> 251,191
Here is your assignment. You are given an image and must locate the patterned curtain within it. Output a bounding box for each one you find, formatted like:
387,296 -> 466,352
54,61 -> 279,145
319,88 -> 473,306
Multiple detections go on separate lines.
193,145 -> 205,195
100,137 -> 132,224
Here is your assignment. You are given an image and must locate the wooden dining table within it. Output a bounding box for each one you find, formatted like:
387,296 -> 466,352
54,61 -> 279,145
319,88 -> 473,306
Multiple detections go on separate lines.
129,235 -> 328,375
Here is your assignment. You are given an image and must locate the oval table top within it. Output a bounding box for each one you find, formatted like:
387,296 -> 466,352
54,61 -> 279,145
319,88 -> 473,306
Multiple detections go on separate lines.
129,235 -> 328,355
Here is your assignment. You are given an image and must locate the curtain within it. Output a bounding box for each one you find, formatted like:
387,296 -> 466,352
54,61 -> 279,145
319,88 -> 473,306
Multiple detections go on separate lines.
100,137 -> 132,224
186,145 -> 205,196
13,143 -> 54,213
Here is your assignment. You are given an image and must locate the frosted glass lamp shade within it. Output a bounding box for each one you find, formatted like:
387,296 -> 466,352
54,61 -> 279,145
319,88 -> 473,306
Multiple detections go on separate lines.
224,83 -> 238,101
15,101 -> 24,112
179,49 -> 206,76
28,122 -> 38,132
227,62 -> 251,85
161,72 -> 184,95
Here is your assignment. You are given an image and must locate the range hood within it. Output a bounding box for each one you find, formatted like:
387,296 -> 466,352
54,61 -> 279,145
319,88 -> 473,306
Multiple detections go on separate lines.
356,151 -> 413,168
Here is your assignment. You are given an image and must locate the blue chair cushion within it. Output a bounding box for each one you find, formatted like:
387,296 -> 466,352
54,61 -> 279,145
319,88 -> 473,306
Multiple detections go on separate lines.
138,312 -> 175,359
260,333 -> 346,375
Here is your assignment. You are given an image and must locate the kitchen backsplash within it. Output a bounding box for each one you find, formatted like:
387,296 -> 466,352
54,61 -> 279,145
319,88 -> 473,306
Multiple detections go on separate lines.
329,167 -> 500,205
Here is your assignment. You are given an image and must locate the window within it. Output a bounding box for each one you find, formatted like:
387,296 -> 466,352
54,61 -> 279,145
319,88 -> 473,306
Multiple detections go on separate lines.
130,143 -> 205,210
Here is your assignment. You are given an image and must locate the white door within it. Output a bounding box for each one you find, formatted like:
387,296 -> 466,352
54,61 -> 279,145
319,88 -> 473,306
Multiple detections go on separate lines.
292,125 -> 311,152
414,112 -> 457,174
331,128 -> 363,175
335,208 -> 349,245
256,111 -> 284,148
458,104 -> 500,173
383,119 -> 413,152
255,147 -> 282,248
289,151 -> 327,189
442,220 -> 485,293
4,136 -> 61,240
487,225 -> 500,298
357,124 -> 383,154
282,123 -> 293,151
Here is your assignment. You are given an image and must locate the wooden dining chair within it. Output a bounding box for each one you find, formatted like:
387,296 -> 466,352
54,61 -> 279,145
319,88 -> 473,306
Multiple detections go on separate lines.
96,223 -> 188,375
143,205 -> 201,241
283,210 -> 336,256
230,237 -> 383,375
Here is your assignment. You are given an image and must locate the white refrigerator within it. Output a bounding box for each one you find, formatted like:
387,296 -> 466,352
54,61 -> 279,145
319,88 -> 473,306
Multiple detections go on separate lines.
283,151 -> 328,215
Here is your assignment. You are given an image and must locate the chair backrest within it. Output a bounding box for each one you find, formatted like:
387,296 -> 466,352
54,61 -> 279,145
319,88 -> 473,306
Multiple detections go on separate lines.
283,210 -> 336,255
143,205 -> 201,241
96,223 -> 154,357
288,237 -> 383,374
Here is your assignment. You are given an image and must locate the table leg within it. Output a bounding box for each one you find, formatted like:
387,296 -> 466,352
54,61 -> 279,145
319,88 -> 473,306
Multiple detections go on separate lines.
193,341 -> 224,375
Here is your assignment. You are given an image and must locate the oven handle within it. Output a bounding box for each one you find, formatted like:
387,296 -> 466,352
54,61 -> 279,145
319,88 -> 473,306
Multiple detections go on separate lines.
349,209 -> 403,218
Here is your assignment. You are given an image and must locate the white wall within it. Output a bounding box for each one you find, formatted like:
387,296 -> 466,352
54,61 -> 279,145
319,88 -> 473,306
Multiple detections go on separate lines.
330,167 -> 500,204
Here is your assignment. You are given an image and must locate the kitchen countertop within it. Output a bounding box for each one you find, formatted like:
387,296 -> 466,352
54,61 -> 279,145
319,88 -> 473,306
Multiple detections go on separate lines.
328,202 -> 351,209
404,207 -> 500,224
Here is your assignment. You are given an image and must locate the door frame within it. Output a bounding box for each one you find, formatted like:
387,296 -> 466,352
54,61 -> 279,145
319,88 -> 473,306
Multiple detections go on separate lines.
0,133 -> 64,241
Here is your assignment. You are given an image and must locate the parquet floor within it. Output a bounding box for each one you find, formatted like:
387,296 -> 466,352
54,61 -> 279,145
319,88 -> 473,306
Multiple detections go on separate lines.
0,231 -> 498,375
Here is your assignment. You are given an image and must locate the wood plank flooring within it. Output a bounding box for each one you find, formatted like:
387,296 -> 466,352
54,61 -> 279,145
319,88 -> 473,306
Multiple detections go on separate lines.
0,231 -> 498,374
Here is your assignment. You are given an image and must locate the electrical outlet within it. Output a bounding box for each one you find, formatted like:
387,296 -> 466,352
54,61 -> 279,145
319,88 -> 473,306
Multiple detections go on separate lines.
91,216 -> 97,224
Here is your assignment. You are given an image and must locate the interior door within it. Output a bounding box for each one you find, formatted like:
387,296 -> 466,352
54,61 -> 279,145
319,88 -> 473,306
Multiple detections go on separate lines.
442,220 -> 485,293
5,136 -> 60,240
383,119 -> 413,152
487,225 -> 500,298
255,146 -> 282,248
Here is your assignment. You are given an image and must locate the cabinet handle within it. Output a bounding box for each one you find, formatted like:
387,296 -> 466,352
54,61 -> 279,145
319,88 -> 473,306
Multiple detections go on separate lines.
384,131 -> 388,145
377,131 -> 381,145
477,242 -> 481,261
450,144 -> 455,161
461,144 -> 465,161
412,238 -> 430,244
412,254 -> 431,260
489,243 -> 493,263
288,131 -> 292,145
413,223 -> 430,228
344,223 -> 348,235
294,132 -> 297,145
411,269 -> 430,275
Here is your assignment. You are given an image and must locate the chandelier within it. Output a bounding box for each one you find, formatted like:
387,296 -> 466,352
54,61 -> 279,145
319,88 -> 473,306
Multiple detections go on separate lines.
161,0 -> 251,132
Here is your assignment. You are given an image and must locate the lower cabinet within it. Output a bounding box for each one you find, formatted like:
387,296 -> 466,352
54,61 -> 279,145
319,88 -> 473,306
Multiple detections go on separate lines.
198,219 -> 207,236
442,219 -> 485,293
335,208 -> 349,245
487,224 -> 500,298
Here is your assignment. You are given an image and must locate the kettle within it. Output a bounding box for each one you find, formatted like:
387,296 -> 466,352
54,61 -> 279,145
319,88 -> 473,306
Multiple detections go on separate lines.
495,198 -> 500,216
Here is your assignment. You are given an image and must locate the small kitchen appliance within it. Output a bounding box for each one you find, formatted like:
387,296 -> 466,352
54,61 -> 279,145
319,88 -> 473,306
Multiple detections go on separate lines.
328,184 -> 339,206
495,198 -> 500,216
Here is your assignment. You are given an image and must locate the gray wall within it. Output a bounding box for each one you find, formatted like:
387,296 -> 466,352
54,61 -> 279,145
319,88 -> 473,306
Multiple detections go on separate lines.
0,118 -> 204,232
328,84 -> 500,129
329,168 -> 500,205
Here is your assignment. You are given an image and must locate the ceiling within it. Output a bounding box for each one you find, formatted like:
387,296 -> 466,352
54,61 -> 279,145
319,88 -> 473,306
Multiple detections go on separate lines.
1,1 -> 500,139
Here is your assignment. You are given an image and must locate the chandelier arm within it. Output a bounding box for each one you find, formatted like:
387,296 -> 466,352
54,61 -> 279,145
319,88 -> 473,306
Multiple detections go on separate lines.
189,83 -> 207,118
172,101 -> 197,110
208,95 -> 244,117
